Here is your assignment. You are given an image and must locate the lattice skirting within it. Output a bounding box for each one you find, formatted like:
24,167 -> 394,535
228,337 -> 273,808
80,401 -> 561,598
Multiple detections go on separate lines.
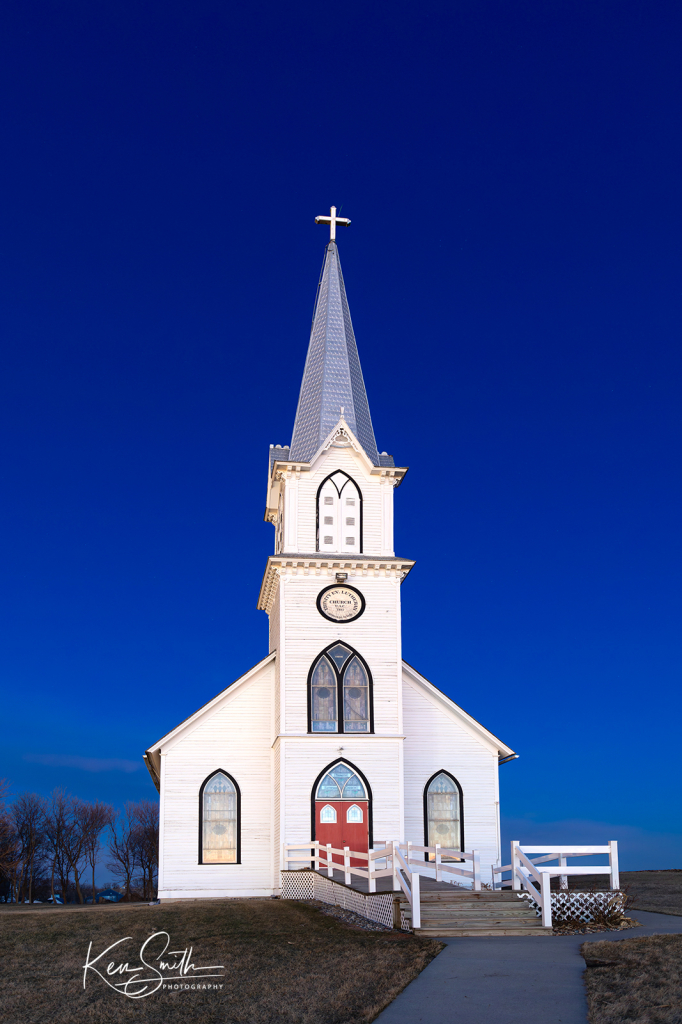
281,871 -> 396,929
520,890 -> 626,924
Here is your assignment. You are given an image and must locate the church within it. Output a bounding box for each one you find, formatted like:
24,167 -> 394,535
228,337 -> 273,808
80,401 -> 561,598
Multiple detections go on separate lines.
144,208 -> 516,900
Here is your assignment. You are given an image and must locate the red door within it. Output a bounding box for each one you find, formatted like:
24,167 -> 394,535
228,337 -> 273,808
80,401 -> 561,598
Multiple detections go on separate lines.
316,800 -> 369,868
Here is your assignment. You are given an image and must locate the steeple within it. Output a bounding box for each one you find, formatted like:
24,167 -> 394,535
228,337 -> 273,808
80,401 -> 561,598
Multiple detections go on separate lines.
289,240 -> 380,466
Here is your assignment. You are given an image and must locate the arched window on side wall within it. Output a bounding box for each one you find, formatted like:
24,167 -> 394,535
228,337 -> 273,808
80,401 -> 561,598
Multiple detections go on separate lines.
199,770 -> 241,864
317,472 -> 362,554
424,771 -> 463,862
309,643 -> 373,734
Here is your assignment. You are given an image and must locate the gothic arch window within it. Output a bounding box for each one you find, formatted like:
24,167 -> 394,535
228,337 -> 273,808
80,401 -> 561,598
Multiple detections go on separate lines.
310,758 -> 374,846
199,770 -> 241,864
423,771 -> 464,862
317,472 -> 362,554
308,642 -> 373,734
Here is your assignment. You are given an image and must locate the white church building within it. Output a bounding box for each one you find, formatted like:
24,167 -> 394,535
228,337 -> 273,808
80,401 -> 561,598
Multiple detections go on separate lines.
144,208 -> 516,900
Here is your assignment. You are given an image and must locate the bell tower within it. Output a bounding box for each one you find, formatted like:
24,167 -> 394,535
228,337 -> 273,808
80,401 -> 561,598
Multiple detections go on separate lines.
258,210 -> 414,861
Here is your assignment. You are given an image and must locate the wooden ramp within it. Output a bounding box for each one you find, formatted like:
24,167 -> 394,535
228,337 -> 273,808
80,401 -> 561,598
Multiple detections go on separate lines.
399,890 -> 553,937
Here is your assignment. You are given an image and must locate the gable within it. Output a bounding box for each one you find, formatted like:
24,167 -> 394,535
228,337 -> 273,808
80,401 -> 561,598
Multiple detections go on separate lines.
144,653 -> 275,788
402,660 -> 515,759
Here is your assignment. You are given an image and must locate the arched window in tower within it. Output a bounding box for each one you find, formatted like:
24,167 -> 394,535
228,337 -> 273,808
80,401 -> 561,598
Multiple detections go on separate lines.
343,657 -> 370,732
200,771 -> 240,864
317,472 -> 362,554
424,771 -> 463,861
310,655 -> 338,732
309,643 -> 373,733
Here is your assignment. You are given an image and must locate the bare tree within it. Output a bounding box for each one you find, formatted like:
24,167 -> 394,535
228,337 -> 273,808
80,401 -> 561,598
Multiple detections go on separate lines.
84,801 -> 115,903
107,803 -> 139,899
59,798 -> 93,904
131,800 -> 159,899
11,793 -> 47,903
43,789 -> 72,902
0,780 -> 20,902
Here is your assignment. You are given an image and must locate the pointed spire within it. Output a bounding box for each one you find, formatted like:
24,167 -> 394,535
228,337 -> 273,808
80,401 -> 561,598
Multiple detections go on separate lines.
290,242 -> 380,465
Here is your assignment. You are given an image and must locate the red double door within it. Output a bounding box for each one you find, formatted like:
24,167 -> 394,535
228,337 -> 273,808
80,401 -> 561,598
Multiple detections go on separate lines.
315,800 -> 369,868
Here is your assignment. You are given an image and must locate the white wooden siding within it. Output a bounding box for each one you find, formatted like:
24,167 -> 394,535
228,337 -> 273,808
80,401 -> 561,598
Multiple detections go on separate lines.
159,661 -> 274,898
275,574 -> 403,735
279,737 -> 403,863
402,670 -> 501,881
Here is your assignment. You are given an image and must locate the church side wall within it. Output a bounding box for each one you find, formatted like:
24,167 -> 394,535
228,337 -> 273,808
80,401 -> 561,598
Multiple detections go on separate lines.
159,663 -> 274,898
402,674 -> 500,884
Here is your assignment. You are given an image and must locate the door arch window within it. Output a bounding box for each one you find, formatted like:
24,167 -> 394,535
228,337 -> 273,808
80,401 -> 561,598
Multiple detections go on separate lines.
346,804 -> 363,823
309,643 -> 373,734
316,763 -> 368,801
317,472 -> 362,554
424,771 -> 463,862
199,770 -> 240,864
319,804 -> 337,823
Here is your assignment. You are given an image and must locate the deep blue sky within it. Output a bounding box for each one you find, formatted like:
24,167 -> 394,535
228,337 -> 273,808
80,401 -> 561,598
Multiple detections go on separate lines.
1,0 -> 680,870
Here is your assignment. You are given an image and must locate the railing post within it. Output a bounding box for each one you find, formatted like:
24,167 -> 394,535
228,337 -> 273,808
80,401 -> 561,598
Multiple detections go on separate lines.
392,840 -> 400,891
559,853 -> 568,891
406,840 -> 412,873
491,864 -> 498,890
344,846 -> 351,885
326,843 -> 333,878
472,850 -> 481,891
411,872 -> 421,930
435,843 -> 441,882
609,841 -> 620,890
281,843 -> 286,871
511,841 -> 520,890
540,871 -> 552,928
368,849 -> 376,893
314,841 -> 320,872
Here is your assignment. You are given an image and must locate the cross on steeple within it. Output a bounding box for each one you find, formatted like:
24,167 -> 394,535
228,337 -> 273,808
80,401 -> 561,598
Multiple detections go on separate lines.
315,205 -> 351,242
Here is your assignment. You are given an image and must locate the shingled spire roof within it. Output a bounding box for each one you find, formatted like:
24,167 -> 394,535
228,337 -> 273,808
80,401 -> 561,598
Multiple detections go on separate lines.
289,242 -> 380,465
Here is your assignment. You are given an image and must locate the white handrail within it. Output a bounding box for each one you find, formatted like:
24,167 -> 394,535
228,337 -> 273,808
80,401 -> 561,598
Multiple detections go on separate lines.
492,841 -> 619,894
282,839 -> 482,931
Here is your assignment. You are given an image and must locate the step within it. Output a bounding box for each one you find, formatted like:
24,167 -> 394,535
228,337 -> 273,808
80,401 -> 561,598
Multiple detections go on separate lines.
414,926 -> 553,937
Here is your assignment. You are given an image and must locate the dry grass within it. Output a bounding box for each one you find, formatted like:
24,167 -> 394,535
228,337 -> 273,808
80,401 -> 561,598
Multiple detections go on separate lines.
0,898 -> 443,1024
582,934 -> 682,1024
555,871 -> 682,917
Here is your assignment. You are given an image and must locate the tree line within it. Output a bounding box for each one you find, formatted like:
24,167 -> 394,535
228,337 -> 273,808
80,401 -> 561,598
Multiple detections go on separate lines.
0,780 -> 158,903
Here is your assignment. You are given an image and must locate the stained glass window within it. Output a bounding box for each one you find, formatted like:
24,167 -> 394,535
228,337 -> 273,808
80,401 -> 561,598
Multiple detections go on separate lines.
316,764 -> 367,801
346,804 -> 363,823
309,646 -> 372,734
343,657 -> 369,733
426,773 -> 461,861
311,657 -> 337,732
202,772 -> 237,863
320,804 -> 336,823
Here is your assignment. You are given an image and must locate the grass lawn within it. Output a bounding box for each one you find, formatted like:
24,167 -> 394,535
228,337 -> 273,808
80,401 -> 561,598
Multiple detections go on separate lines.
582,934 -> 682,1024
0,899 -> 443,1024
553,871 -> 682,916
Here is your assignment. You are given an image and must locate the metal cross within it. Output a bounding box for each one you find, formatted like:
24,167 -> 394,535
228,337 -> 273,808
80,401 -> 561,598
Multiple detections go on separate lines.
315,205 -> 351,241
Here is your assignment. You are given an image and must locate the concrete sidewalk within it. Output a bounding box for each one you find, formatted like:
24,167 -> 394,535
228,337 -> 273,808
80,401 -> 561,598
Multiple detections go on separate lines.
376,909 -> 682,1024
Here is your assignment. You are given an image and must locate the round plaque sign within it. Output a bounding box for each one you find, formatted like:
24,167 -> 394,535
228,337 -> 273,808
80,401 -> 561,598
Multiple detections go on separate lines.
316,584 -> 366,623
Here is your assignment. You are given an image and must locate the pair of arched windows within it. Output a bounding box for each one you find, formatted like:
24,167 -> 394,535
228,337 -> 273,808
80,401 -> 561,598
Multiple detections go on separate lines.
319,803 -> 364,823
317,472 -> 362,554
308,643 -> 372,733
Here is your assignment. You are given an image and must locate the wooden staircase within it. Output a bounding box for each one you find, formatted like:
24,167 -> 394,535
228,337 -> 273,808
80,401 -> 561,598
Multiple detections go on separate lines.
398,889 -> 553,936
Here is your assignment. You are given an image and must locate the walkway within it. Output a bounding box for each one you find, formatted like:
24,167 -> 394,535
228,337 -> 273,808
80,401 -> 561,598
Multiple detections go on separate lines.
375,909 -> 682,1024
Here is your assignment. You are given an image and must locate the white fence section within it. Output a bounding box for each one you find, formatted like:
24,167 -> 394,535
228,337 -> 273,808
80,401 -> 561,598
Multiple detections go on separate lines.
491,842 -> 620,929
282,839 -> 482,933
